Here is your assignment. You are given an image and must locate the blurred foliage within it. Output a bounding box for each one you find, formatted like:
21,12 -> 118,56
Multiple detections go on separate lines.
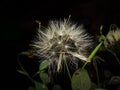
17,24 -> 120,90
71,69 -> 91,90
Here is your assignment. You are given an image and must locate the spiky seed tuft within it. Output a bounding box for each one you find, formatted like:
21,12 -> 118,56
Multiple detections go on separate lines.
31,19 -> 93,72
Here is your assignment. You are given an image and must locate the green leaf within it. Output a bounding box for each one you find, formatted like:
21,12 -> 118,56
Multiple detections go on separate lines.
20,51 -> 29,55
40,73 -> 50,84
52,85 -> 61,90
71,68 -> 91,90
100,25 -> 103,34
39,60 -> 49,72
17,70 -> 28,76
35,81 -> 48,90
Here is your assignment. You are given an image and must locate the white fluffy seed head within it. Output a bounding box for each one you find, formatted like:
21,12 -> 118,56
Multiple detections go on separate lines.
105,28 -> 120,51
31,19 -> 93,72
106,29 -> 120,44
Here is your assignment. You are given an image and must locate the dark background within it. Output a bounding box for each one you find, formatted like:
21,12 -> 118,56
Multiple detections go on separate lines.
1,0 -> 120,90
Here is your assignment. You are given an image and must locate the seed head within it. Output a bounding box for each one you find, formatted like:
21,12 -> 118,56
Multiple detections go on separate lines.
31,19 -> 93,72
105,28 -> 120,51
105,28 -> 120,48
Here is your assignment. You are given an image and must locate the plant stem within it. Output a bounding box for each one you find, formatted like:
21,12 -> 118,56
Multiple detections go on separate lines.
107,49 -> 120,64
63,55 -> 72,80
93,60 -> 100,87
82,42 -> 103,69
17,54 -> 35,83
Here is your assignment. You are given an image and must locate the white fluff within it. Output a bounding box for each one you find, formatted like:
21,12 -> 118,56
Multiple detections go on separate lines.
31,19 -> 93,72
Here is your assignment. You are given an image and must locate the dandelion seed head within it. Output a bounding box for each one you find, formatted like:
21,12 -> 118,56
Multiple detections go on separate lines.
105,28 -> 120,47
31,19 -> 93,72
104,28 -> 120,54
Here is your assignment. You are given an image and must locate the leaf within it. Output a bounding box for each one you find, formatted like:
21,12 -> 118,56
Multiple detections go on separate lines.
17,70 -> 28,76
40,73 -> 50,84
39,60 -> 49,72
52,85 -> 61,90
71,68 -> 91,90
20,51 -> 29,55
35,81 -> 48,90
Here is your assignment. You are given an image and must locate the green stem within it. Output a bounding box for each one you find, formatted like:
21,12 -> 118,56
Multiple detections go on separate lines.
63,55 -> 72,80
82,42 -> 103,69
32,71 -> 40,78
107,49 -> 120,64
93,60 -> 100,87
17,54 -> 35,83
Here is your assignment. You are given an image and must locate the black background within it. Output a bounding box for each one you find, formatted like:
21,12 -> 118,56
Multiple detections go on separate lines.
1,0 -> 120,90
